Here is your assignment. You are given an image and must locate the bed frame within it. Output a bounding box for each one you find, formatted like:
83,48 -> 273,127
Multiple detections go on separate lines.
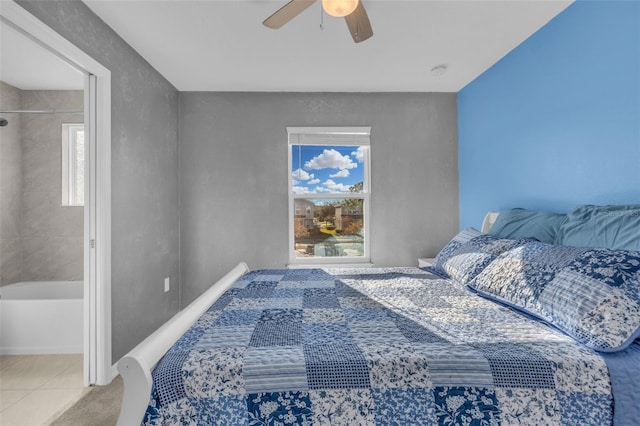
481,211 -> 499,233
116,213 -> 500,425
116,262 -> 249,426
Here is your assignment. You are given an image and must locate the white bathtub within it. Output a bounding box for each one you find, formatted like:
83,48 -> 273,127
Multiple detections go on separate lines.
0,281 -> 83,355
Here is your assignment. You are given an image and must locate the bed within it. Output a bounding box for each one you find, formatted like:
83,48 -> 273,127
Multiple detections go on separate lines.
117,207 -> 640,425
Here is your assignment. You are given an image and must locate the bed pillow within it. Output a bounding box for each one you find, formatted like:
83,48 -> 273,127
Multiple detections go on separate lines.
431,228 -> 532,285
470,240 -> 640,352
555,204 -> 640,251
488,208 -> 566,244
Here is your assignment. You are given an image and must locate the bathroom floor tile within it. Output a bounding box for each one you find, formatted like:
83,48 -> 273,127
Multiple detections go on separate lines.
40,360 -> 84,389
0,387 -> 89,426
0,355 -> 76,390
0,356 -> 27,373
0,354 -> 88,425
0,390 -> 30,411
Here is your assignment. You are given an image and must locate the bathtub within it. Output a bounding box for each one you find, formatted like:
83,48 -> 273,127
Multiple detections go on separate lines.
0,281 -> 83,355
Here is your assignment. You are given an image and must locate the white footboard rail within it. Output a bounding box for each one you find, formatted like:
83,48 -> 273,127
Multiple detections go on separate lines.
116,262 -> 250,426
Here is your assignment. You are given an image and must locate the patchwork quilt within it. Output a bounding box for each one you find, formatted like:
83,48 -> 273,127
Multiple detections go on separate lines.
143,267 -> 616,425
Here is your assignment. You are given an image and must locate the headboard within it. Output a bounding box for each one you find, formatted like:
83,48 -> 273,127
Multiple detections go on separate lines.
481,211 -> 499,233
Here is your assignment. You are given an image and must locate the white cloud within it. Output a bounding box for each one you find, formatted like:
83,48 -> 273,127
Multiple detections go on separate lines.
308,178 -> 320,185
323,179 -> 351,193
313,186 -> 331,193
292,168 -> 315,181
330,169 -> 350,178
305,149 -> 357,170
351,146 -> 365,163
292,186 -> 309,194
292,179 -> 299,185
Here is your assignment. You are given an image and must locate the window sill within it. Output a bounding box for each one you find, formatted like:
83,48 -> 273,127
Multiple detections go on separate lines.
287,263 -> 374,269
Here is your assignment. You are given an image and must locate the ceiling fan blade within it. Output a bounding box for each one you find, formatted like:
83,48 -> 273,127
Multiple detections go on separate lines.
345,1 -> 373,43
263,0 -> 317,29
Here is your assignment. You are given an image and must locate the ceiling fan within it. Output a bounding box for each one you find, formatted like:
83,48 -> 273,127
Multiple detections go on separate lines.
263,0 -> 373,44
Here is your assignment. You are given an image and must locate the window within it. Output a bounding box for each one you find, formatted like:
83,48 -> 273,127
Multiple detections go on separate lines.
288,127 -> 371,264
61,123 -> 85,206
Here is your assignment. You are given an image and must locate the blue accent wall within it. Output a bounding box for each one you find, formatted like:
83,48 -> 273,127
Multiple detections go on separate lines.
458,0 -> 640,230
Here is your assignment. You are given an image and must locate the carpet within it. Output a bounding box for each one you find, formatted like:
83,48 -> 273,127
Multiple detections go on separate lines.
50,375 -> 123,426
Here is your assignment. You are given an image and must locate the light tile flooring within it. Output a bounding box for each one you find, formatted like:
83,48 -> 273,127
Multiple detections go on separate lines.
0,354 -> 90,426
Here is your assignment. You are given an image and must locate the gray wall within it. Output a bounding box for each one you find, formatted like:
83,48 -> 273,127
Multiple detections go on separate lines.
180,92 -> 458,305
20,89 -> 84,282
18,1 -> 181,361
0,82 -> 23,286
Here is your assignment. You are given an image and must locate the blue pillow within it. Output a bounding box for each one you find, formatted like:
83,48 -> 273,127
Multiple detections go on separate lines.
488,208 -> 565,244
555,204 -> 640,251
431,228 -> 531,285
470,240 -> 640,352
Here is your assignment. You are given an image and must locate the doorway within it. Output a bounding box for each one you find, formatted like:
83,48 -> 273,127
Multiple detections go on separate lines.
0,3 -> 112,386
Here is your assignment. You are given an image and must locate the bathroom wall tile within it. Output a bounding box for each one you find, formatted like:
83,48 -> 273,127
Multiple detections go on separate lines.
50,237 -> 83,281
19,116 -> 45,145
21,137 -> 60,194
50,205 -> 84,238
0,83 -> 23,287
0,150 -> 22,195
21,191 -> 54,237
21,90 -> 83,112
20,115 -> 54,151
0,81 -> 21,108
0,237 -> 22,286
0,84 -> 22,193
0,119 -> 22,195
16,90 -> 85,283
21,236 -> 83,282
21,236 -> 55,281
0,190 -> 21,237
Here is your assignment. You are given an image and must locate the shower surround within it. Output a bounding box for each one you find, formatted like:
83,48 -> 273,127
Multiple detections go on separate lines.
0,81 -> 84,286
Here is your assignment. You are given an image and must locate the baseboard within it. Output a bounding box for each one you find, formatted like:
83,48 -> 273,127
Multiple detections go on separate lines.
0,346 -> 83,356
110,362 -> 120,382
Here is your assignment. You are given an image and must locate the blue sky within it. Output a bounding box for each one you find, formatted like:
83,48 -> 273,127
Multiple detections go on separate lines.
291,145 -> 365,194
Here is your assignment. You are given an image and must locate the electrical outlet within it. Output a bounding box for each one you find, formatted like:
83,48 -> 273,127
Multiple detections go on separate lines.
164,277 -> 170,293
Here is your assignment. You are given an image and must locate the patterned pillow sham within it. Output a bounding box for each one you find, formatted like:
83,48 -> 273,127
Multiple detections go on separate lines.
431,228 -> 531,285
469,241 -> 640,352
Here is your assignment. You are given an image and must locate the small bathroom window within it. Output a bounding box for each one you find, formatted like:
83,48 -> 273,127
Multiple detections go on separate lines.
61,123 -> 85,206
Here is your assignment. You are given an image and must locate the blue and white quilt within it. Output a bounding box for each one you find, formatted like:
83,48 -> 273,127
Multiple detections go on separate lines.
143,267 -> 627,425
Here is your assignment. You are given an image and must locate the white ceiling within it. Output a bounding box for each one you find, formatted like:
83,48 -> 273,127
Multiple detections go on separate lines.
1,0 -> 574,92
84,0 -> 573,92
0,20 -> 84,90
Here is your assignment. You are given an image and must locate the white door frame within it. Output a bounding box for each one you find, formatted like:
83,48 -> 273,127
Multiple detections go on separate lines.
0,1 -> 113,385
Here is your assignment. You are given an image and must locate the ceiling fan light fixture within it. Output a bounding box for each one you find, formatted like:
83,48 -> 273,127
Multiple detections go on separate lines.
430,64 -> 448,77
322,0 -> 359,17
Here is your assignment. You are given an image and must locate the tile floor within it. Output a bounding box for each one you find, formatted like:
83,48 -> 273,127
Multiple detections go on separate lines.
0,354 -> 90,426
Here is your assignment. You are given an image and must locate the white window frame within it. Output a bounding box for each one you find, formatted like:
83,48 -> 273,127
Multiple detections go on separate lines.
61,123 -> 85,206
287,126 -> 371,265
